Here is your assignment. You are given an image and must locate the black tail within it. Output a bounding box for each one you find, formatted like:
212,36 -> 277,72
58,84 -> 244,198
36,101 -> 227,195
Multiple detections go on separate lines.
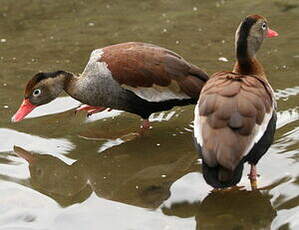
202,161 -> 244,188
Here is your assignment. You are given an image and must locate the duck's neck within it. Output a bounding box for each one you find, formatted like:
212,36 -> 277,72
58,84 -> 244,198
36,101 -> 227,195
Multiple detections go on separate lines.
233,57 -> 265,78
60,72 -> 89,103
55,71 -> 85,103
233,33 -> 265,78
60,71 -> 107,106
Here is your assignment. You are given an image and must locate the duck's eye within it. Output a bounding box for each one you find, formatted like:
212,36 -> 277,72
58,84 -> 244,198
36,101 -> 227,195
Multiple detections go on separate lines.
262,23 -> 267,30
33,89 -> 41,97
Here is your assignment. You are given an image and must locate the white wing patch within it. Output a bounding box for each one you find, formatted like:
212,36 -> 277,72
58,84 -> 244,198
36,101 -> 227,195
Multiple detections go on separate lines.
193,101 -> 203,146
122,81 -> 191,102
81,49 -> 112,78
242,110 -> 273,158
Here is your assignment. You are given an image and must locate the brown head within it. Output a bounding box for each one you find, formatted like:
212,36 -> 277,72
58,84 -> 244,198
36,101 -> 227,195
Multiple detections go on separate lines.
235,15 -> 278,60
11,70 -> 71,122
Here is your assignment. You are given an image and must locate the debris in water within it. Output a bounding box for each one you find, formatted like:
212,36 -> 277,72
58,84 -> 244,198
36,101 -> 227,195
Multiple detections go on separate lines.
218,57 -> 228,62
196,159 -> 203,164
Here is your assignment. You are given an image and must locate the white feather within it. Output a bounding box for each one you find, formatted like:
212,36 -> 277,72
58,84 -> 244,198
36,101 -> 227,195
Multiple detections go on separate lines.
241,109 -> 274,158
82,49 -> 112,78
242,82 -> 276,157
123,84 -> 190,102
193,101 -> 203,146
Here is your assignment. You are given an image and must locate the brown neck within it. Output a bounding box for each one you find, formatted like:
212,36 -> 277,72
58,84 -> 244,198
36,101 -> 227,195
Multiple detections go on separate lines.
233,57 -> 265,78
62,72 -> 76,89
62,72 -> 83,101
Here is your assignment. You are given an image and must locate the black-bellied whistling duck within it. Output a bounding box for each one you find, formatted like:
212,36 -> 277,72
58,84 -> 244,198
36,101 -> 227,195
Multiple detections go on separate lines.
193,15 -> 278,189
11,42 -> 208,132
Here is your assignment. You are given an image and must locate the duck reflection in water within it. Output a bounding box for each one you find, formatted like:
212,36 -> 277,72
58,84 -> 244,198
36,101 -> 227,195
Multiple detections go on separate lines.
12,146 -> 197,208
163,188 -> 276,230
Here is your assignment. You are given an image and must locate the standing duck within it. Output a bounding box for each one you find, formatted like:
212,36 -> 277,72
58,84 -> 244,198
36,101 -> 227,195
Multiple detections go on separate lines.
11,42 -> 208,131
193,15 -> 278,189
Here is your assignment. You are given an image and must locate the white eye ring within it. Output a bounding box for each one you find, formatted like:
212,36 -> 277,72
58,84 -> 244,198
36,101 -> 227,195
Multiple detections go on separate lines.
262,23 -> 267,30
33,89 -> 41,97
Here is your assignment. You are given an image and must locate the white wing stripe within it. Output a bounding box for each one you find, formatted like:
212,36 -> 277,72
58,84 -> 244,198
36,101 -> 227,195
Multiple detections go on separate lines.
122,84 -> 190,102
81,49 -> 112,78
242,110 -> 273,158
193,101 -> 203,145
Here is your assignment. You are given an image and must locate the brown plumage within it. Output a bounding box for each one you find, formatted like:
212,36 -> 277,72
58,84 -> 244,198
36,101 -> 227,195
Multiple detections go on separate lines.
101,42 -> 207,98
194,15 -> 278,188
198,72 -> 274,169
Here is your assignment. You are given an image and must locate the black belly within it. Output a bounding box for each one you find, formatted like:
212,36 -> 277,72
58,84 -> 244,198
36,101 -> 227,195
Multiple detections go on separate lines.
122,89 -> 197,119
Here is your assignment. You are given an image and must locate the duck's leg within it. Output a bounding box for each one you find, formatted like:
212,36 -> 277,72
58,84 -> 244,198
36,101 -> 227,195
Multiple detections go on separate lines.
75,105 -> 111,117
248,164 -> 259,190
118,119 -> 152,141
138,119 -> 151,135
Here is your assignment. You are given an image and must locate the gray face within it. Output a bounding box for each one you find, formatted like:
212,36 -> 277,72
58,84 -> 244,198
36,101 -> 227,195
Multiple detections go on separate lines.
235,17 -> 270,59
26,73 -> 65,106
247,19 -> 269,56
28,85 -> 55,106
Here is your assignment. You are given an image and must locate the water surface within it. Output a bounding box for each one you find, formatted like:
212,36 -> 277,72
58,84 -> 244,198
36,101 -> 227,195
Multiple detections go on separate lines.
0,0 -> 298,229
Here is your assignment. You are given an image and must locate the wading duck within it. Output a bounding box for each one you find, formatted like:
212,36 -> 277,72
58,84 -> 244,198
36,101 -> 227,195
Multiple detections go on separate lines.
11,42 -> 208,132
193,15 -> 278,189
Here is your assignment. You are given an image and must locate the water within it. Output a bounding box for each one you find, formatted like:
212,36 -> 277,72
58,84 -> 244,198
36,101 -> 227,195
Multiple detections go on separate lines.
0,0 -> 298,229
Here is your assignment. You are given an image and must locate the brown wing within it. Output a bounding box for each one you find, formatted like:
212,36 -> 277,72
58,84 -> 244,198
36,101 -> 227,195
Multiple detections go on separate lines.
100,42 -> 208,102
194,71 -> 275,171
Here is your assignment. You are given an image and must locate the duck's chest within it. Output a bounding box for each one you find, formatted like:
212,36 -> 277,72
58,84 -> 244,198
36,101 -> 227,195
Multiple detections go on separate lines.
69,73 -> 128,108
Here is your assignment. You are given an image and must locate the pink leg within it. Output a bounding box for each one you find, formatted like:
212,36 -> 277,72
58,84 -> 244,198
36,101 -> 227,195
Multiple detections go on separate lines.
139,119 -> 151,135
248,164 -> 259,190
75,105 -> 111,117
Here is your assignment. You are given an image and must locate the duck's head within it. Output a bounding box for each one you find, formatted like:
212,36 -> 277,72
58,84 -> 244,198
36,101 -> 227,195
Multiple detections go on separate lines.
235,15 -> 278,59
11,70 -> 71,122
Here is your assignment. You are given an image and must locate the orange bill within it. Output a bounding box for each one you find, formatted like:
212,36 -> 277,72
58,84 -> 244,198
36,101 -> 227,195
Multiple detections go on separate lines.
267,28 -> 278,38
11,99 -> 37,123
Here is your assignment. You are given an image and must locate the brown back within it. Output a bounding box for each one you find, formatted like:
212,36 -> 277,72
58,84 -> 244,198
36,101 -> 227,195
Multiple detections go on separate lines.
101,42 -> 208,98
197,71 -> 275,170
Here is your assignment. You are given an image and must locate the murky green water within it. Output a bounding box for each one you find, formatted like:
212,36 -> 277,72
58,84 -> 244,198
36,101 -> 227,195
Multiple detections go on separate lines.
0,0 -> 298,229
